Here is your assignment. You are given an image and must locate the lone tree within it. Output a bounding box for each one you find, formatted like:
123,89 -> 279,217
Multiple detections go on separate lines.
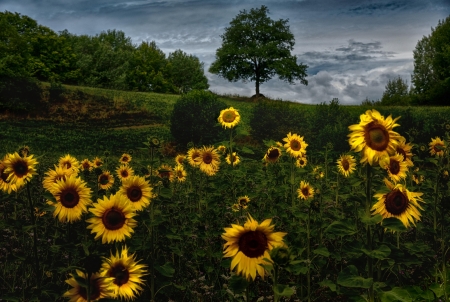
209,5 -> 308,98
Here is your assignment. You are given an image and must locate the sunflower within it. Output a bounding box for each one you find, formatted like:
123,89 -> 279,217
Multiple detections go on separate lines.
237,196 -> 250,210
0,159 -> 16,194
3,152 -> 38,191
116,165 -> 134,182
47,175 -> 92,223
231,203 -> 240,212
429,137 -> 446,157
297,180 -> 314,200
18,145 -> 31,157
98,171 -> 114,190
156,164 -> 173,180
101,246 -> 147,301
80,159 -> 94,172
371,179 -> 424,228
92,157 -> 103,168
226,152 -> 240,166
217,145 -> 227,154
87,193 -> 137,244
119,153 -> 132,165
63,269 -> 113,302
263,147 -> 282,163
222,214 -> 287,280
59,154 -> 80,172
218,107 -> 241,128
395,137 -> 414,167
195,146 -> 220,176
348,109 -> 401,165
43,164 -> 77,191
295,156 -> 308,168
380,153 -> 409,183
118,176 -> 153,211
336,154 -> 357,177
175,154 -> 186,165
172,165 -> 187,182
283,132 -> 308,158
187,148 -> 201,167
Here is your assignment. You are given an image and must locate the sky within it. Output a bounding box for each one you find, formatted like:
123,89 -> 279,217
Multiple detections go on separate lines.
1,0 -> 449,104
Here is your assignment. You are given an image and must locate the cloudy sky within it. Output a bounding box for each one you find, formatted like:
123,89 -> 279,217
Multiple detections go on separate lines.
1,0 -> 449,104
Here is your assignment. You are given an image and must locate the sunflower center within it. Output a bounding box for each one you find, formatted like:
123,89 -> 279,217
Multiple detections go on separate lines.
239,230 -> 268,258
301,187 -> 310,197
385,190 -> 408,215
268,149 -> 280,160
110,264 -> 130,286
127,187 -> 142,202
122,157 -> 129,162
82,163 -> 90,170
239,198 -> 248,207
60,189 -> 80,208
342,159 -> 350,171
364,122 -> 389,151
78,278 -> 101,300
290,140 -> 301,151
102,207 -> 126,230
13,161 -> 28,177
203,154 -> 213,164
121,170 -> 128,177
223,110 -> 236,123
99,175 -> 109,185
389,159 -> 401,175
62,161 -> 72,169
434,143 -> 443,153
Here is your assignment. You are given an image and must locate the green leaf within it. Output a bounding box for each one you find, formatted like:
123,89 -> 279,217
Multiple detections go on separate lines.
382,217 -> 407,232
313,246 -> 330,257
319,279 -> 336,292
239,146 -> 254,154
380,287 -> 412,302
228,274 -> 249,294
429,283 -> 444,298
42,191 -> 56,203
360,213 -> 382,225
274,284 -> 295,297
324,220 -> 356,236
360,245 -> 391,259
155,262 -> 175,278
158,187 -> 172,199
337,265 -> 373,288
22,224 -> 36,232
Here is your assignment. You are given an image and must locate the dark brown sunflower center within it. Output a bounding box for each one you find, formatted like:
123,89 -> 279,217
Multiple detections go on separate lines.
223,110 -> 236,123
177,171 -> 184,178
60,189 -> 80,208
385,190 -> 408,215
239,198 -> 248,206
342,159 -> 350,171
203,154 -> 213,164
99,175 -> 110,185
268,149 -> 280,160
389,159 -> 401,175
13,161 -> 28,177
82,163 -> 90,169
299,159 -> 305,165
121,170 -> 128,177
102,207 -> 126,230
110,264 -> 130,286
62,161 -> 72,169
396,147 -> 407,161
290,140 -> 301,151
434,143 -> 443,153
301,187 -> 310,197
78,278 -> 101,300
127,187 -> 142,202
239,230 -> 268,258
364,122 -> 389,151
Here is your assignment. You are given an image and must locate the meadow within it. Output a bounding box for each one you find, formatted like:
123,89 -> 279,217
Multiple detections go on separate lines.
1,85 -> 450,302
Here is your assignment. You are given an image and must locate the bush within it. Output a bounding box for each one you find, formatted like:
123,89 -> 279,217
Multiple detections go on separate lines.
170,90 -> 228,148
0,76 -> 43,115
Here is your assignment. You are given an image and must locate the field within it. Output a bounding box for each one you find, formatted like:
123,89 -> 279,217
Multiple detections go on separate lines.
1,85 -> 450,302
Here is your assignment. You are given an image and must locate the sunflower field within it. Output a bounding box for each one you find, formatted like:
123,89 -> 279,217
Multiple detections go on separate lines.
2,101 -> 450,302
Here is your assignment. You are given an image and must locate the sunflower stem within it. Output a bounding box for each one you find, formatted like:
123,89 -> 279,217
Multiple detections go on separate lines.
306,208 -> 311,302
86,271 -> 91,302
150,201 -> 155,302
26,182 -> 40,289
290,157 -> 296,207
365,164 -> 374,302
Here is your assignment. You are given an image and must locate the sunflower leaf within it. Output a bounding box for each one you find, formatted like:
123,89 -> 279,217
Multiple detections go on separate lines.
337,265 -> 373,288
379,287 -> 412,302
319,279 -> 336,292
360,245 -> 391,259
324,220 -> 356,236
228,274 -> 249,294
42,191 -> 56,203
274,284 -> 295,297
382,217 -> 407,232
155,262 -> 175,278
359,213 -> 382,225
313,246 -> 330,257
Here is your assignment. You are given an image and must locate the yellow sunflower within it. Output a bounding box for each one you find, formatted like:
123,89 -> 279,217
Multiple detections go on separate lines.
92,157 -> 103,168
116,164 -> 134,182
18,145 -> 31,157
59,154 -> 80,172
217,145 -> 227,154
187,148 -> 201,167
395,137 -> 414,167
371,179 -> 424,228
297,180 -> 314,200
3,152 -> 38,191
172,165 -> 187,182
175,154 -> 186,165
336,154 -> 357,177
98,171 -> 115,190
47,175 -> 92,223
101,246 -> 147,301
43,164 -> 77,191
429,137 -> 446,157
195,146 -> 220,176
348,109 -> 401,166
295,156 -> 308,168
237,196 -> 250,210
226,152 -> 240,166
231,203 -> 240,212
380,153 -> 409,183
80,159 -> 94,172
283,132 -> 308,158
63,269 -> 113,302
0,159 -> 16,194
87,193 -> 137,244
263,147 -> 282,163
118,176 -> 153,211
218,107 -> 241,128
119,153 -> 132,165
222,214 -> 287,280
156,164 -> 173,180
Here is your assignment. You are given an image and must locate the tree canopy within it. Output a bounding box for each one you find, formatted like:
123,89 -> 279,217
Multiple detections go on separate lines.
209,5 -> 308,98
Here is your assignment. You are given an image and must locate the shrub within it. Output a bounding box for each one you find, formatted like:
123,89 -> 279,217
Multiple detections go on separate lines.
0,76 -> 43,115
170,90 -> 227,148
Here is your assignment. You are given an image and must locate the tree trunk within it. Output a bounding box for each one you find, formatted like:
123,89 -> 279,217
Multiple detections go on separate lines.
255,77 -> 260,98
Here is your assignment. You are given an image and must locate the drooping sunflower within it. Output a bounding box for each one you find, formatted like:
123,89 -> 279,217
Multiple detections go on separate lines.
175,154 -> 186,165
63,269 -> 113,302
297,180 -> 314,200
336,154 -> 357,177
59,154 -> 80,173
226,152 -> 240,166
3,152 -> 38,191
195,146 -> 220,176
348,109 -> 401,166
80,159 -> 94,172
92,157 -> 103,168
155,164 -> 173,180
222,215 -> 287,280
0,159 -> 16,194
18,145 -> 31,157
172,165 -> 187,182
43,164 -> 77,191
380,153 -> 409,183
47,175 -> 92,223
395,136 -> 414,167
116,165 -> 134,182
98,171 -> 115,190
429,137 -> 446,157
187,148 -> 201,167
295,156 -> 308,168
101,246 -> 147,301
263,147 -> 282,163
218,107 -> 241,128
283,132 -> 308,158
119,153 -> 132,165
87,193 -> 137,244
371,179 -> 424,228
118,176 -> 153,211
237,196 -> 250,210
